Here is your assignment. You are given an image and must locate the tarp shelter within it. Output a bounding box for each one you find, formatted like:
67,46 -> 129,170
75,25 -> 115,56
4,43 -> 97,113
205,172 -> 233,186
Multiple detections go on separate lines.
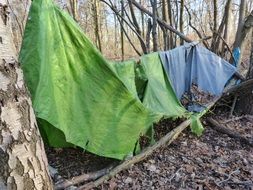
159,43 -> 236,112
19,0 -> 236,160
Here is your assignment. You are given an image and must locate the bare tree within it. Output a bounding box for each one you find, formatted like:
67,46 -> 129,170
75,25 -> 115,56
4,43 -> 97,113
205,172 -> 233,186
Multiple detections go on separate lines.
128,0 -> 148,53
167,0 -> 174,48
213,0 -> 217,32
120,0 -> 124,60
92,0 -> 102,52
150,0 -> 158,51
161,0 -> 168,50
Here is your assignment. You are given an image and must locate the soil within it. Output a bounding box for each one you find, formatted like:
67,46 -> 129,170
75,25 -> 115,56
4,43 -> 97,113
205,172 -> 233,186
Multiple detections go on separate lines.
46,114 -> 253,190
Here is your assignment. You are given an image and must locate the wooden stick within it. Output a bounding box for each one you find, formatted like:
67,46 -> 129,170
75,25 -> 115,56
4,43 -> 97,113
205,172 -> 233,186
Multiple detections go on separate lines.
229,95 -> 238,117
207,118 -> 253,146
77,119 -> 192,190
75,95 -> 221,190
54,164 -> 116,190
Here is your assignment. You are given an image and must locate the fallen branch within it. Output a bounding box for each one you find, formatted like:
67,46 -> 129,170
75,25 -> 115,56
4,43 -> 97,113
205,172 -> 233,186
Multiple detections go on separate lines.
60,83 -> 244,189
223,79 -> 253,96
227,180 -> 253,186
54,164 -> 116,190
207,118 -> 253,146
77,119 -> 192,190
74,95 -> 221,189
49,166 -> 77,189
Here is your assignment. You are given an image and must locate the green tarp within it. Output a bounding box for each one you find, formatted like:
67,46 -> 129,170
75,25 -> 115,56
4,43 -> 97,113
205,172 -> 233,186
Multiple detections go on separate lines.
20,0 -> 201,160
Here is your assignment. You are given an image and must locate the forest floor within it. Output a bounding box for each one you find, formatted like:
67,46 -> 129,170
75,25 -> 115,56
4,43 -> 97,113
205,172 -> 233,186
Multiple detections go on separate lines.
46,112 -> 253,190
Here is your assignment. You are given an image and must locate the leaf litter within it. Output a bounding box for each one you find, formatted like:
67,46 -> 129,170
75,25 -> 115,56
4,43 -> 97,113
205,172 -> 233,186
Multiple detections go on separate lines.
46,113 -> 253,190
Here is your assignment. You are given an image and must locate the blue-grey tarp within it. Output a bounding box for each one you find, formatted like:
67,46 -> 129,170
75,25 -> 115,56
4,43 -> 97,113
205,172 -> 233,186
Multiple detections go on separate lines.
159,43 -> 237,112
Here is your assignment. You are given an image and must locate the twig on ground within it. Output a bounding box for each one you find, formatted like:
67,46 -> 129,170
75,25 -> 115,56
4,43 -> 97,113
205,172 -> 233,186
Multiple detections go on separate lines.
220,114 -> 253,124
54,163 -> 117,190
227,180 -> 253,186
215,169 -> 240,186
169,167 -> 182,183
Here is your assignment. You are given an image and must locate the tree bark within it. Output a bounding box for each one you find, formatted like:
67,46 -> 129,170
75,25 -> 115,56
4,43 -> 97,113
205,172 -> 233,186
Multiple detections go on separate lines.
167,0 -> 174,48
0,2 -> 53,190
92,0 -> 102,52
69,0 -> 79,22
146,18 -> 152,53
232,9 -> 253,65
236,30 -> 253,114
150,0 -> 158,51
120,0 -> 124,61
161,0 -> 168,50
247,30 -> 253,79
233,0 -> 246,51
179,0 -> 184,45
213,0 -> 217,32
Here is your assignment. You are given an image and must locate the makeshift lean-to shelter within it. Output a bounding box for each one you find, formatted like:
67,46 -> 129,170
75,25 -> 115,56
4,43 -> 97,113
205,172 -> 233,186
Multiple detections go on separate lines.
19,0 -> 237,160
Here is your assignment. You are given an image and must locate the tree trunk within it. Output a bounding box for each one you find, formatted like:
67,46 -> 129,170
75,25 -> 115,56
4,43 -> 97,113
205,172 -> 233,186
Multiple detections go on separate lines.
162,0 -> 168,50
140,0 -> 145,38
247,30 -> 253,78
179,0 -> 184,45
167,0 -> 174,49
0,2 -> 53,190
150,0 -> 158,51
233,0 -> 246,50
221,0 -> 232,56
236,30 -> 253,114
120,0 -> 124,61
69,0 -> 79,22
146,18 -> 152,53
213,0 -> 217,32
92,0 -> 102,52
128,0 -> 147,54
211,0 -> 231,54
232,8 -> 253,65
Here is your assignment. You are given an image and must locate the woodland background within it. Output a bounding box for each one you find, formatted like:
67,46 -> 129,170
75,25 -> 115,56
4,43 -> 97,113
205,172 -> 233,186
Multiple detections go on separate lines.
8,0 -> 253,70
